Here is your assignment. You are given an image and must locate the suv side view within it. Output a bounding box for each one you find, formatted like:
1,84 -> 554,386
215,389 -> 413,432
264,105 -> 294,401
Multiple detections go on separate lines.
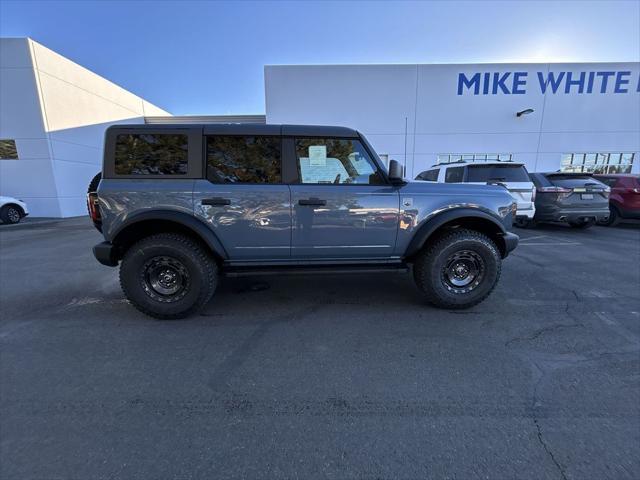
91,124 -> 518,319
415,160 -> 536,227
593,174 -> 640,226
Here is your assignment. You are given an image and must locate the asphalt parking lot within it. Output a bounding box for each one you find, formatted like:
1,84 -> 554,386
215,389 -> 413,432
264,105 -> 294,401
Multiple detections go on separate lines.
1,218 -> 639,480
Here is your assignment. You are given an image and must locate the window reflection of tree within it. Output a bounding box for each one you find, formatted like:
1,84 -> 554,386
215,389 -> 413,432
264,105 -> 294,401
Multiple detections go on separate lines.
207,136 -> 281,183
115,134 -> 188,175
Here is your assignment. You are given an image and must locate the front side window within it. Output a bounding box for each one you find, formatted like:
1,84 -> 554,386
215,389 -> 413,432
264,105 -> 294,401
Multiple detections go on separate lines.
466,165 -> 530,182
295,138 -> 384,185
445,167 -> 464,183
207,136 -> 281,183
417,169 -> 439,181
0,139 -> 18,160
114,134 -> 188,175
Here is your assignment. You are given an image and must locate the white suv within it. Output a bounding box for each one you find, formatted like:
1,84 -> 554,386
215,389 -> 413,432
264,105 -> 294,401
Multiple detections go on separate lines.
415,161 -> 535,226
0,196 -> 29,224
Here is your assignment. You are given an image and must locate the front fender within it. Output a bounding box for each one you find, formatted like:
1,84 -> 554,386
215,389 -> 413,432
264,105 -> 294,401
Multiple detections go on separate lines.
404,207 -> 508,258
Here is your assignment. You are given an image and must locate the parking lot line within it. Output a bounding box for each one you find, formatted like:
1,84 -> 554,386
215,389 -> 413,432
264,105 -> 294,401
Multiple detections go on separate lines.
518,242 -> 581,246
518,235 -> 549,242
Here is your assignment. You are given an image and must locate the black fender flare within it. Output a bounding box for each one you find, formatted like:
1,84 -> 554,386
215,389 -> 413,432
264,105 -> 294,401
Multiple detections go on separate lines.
404,208 -> 507,258
110,210 -> 228,260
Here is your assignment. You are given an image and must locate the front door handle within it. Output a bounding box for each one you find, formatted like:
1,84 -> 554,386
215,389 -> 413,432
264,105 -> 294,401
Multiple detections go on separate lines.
298,198 -> 326,206
202,197 -> 231,206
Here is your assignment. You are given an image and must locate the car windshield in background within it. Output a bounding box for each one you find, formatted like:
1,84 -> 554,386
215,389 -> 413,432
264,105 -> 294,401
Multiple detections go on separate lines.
466,165 -> 529,182
546,175 -> 607,188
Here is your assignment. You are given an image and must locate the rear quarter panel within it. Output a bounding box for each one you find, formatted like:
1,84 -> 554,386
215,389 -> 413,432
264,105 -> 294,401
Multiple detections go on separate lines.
97,179 -> 195,241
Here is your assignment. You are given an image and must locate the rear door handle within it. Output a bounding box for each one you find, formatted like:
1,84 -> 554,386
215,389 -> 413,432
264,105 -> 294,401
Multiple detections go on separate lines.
202,197 -> 231,206
298,198 -> 326,206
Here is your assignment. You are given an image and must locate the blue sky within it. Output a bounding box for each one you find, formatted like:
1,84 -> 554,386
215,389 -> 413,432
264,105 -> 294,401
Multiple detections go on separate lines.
1,0 -> 638,115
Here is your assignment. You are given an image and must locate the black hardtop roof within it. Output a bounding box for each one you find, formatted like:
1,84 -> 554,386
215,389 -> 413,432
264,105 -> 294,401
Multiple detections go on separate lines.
106,123 -> 360,138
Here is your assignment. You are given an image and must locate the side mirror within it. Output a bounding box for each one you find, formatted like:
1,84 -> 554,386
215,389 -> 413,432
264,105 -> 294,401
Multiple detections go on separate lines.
388,159 -> 404,184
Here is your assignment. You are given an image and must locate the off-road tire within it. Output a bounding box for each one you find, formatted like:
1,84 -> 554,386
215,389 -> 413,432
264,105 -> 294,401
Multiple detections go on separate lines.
413,228 -> 502,309
0,204 -> 23,224
119,233 -> 218,319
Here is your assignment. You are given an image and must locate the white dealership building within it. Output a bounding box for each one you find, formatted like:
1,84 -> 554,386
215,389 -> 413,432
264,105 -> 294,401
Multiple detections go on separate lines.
1,37 -> 638,217
0,38 -> 168,217
265,63 -> 639,178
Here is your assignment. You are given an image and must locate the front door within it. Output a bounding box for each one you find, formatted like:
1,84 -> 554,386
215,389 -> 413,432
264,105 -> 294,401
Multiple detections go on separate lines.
288,137 -> 399,259
193,134 -> 291,260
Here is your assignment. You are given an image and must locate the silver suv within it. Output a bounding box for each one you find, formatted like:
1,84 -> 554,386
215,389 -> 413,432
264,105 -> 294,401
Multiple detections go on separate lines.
90,124 -> 519,319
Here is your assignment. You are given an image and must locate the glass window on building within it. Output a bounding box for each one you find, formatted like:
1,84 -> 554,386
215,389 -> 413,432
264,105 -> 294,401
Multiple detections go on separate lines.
0,139 -> 18,160
560,153 -> 635,174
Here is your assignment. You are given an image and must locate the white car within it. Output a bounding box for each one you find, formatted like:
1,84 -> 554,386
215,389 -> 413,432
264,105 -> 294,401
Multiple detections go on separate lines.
415,160 -> 536,226
0,196 -> 29,224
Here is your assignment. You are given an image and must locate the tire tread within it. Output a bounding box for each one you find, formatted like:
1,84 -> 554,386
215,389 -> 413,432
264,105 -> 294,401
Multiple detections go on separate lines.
413,228 -> 501,309
119,232 -> 217,319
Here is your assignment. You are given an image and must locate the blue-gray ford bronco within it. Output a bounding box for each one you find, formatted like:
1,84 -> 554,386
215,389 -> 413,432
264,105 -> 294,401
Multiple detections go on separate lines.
89,124 -> 519,319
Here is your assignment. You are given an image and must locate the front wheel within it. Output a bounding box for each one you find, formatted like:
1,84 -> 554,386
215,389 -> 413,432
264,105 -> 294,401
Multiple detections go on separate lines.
119,233 -> 218,319
413,229 -> 501,309
0,205 -> 23,224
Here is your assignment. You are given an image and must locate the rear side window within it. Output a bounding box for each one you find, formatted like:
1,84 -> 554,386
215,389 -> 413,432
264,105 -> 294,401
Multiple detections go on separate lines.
207,136 -> 281,183
445,167 -> 464,183
417,169 -> 439,181
114,134 -> 188,175
466,165 -> 529,182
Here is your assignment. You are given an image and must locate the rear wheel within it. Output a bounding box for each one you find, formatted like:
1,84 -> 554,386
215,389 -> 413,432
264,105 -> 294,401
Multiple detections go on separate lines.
568,219 -> 595,229
413,229 -> 501,309
119,233 -> 218,319
0,204 -> 23,224
514,217 -> 535,229
599,206 -> 620,227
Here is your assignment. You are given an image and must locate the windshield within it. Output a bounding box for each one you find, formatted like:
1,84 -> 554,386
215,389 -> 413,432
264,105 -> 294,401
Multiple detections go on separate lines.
466,164 -> 529,182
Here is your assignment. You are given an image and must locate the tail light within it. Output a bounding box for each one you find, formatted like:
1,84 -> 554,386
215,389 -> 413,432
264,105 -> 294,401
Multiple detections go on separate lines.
87,192 -> 101,222
537,186 -> 571,193
531,186 -> 536,202
537,186 -> 572,199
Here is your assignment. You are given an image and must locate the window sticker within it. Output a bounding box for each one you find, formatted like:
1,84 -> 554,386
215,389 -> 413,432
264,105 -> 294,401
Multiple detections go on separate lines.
308,145 -> 327,166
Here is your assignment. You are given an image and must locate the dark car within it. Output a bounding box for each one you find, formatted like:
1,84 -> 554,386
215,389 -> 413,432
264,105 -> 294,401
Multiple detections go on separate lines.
593,174 -> 640,226
528,172 -> 610,228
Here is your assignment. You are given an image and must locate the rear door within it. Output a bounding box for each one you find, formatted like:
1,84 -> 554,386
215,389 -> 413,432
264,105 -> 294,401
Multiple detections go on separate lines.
602,176 -> 640,211
287,135 -> 399,259
193,127 -> 291,260
466,164 -> 534,210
